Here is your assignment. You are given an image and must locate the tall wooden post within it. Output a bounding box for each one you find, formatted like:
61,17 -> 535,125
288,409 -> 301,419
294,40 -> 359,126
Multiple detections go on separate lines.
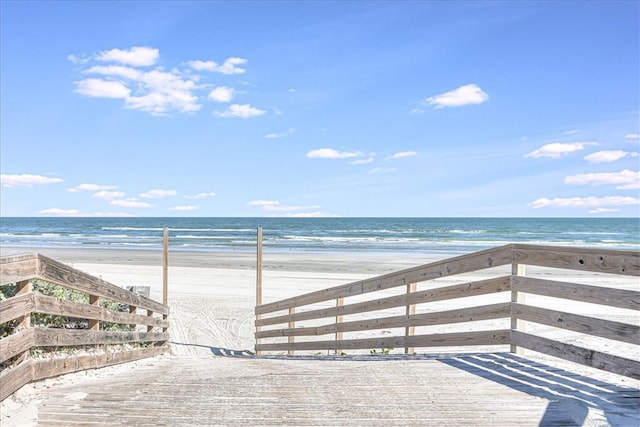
510,263 -> 526,354
16,280 -> 32,330
404,282 -> 417,354
163,227 -> 169,307
335,298 -> 344,355
256,227 -> 263,355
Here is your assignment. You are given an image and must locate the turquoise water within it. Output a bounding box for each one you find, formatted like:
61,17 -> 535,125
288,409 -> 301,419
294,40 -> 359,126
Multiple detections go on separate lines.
0,217 -> 638,255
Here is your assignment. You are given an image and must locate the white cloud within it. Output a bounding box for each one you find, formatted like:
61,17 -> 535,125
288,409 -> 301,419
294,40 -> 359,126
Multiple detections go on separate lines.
69,183 -> 118,192
525,142 -> 596,159
208,86 -> 235,103
96,46 -> 159,67
38,208 -> 81,216
584,150 -> 638,164
389,151 -> 418,159
92,191 -> 126,200
72,48 -> 255,116
248,200 -> 280,209
589,207 -> 620,214
75,78 -> 131,99
110,199 -> 154,208
625,134 -> 640,140
306,148 -> 361,159
184,192 -> 216,199
85,65 -> 143,80
247,200 -> 320,213
565,169 -> 639,190
564,129 -> 580,135
214,104 -> 266,118
368,167 -> 397,174
187,57 -> 247,75
1,174 -> 64,188
423,84 -> 489,109
169,205 -> 198,211
528,196 -> 639,209
140,189 -> 177,199
350,157 -> 374,165
410,108 -> 425,115
265,128 -> 294,139
67,54 -> 90,65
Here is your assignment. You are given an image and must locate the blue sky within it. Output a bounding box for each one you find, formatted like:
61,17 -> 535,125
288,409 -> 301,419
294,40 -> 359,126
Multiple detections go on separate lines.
1,1 -> 638,218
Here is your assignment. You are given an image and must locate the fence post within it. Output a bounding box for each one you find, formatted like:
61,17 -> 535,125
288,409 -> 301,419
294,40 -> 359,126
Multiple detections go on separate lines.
405,282 -> 417,354
288,307 -> 295,355
16,280 -> 32,330
335,298 -> 344,355
162,227 -> 169,333
88,295 -> 100,330
510,263 -> 526,354
163,228 -> 169,306
256,227 -> 263,355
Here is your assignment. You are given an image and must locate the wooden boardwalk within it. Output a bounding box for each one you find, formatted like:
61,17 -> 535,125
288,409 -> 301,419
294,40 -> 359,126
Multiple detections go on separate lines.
13,352 -> 640,426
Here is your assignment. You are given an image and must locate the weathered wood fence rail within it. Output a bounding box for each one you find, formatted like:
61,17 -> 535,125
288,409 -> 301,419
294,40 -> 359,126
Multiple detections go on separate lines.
0,253 -> 170,401
255,244 -> 639,378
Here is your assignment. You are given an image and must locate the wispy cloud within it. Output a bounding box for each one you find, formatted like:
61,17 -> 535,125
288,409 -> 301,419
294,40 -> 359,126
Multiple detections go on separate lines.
110,199 -> 154,208
388,151 -> 417,159
92,191 -> 125,200
368,167 -> 397,174
214,104 -> 266,118
69,183 -> 117,192
565,169 -> 639,190
38,208 -> 82,216
140,189 -> 177,199
247,200 -> 320,213
525,142 -> 597,159
423,84 -> 489,109
187,57 -> 247,75
306,148 -> 361,159
96,46 -> 159,67
528,196 -> 639,209
350,157 -> 374,165
265,128 -> 294,139
1,174 -> 64,188
169,205 -> 198,211
584,150 -> 638,164
625,134 -> 640,140
184,192 -> 216,199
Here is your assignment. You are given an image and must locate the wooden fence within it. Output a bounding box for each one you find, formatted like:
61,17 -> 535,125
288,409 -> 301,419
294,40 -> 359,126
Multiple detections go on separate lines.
0,253 -> 170,401
255,244 -> 639,378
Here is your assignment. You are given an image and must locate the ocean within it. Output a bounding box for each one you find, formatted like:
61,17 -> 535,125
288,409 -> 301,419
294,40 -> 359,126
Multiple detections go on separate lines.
0,217 -> 638,256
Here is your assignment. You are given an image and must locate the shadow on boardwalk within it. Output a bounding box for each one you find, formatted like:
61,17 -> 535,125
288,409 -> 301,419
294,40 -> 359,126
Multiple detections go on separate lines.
172,341 -> 639,426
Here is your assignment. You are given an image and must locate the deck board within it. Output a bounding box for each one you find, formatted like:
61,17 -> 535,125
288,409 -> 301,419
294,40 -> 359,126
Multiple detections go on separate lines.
13,352 -> 637,426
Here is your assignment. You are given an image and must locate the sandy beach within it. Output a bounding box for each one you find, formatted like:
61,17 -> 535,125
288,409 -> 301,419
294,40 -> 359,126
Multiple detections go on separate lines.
1,246 -> 638,425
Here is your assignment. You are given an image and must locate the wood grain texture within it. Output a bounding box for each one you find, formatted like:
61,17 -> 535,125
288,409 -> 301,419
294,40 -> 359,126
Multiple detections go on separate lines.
511,276 -> 640,310
256,302 -> 511,339
31,347 -> 168,381
512,244 -> 640,276
32,328 -> 169,347
257,276 -> 511,327
32,294 -> 169,329
0,329 -> 34,364
511,330 -> 639,379
0,358 -> 33,401
0,292 -> 35,324
0,253 -> 38,286
256,329 -> 510,352
37,255 -> 168,315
